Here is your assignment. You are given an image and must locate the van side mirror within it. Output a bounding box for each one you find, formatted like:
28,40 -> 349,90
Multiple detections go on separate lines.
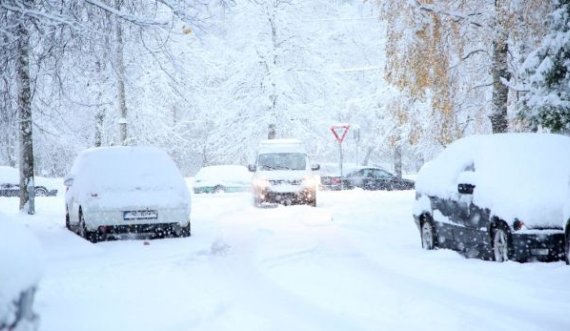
64,177 -> 74,187
458,183 -> 475,195
311,164 -> 320,171
247,164 -> 256,172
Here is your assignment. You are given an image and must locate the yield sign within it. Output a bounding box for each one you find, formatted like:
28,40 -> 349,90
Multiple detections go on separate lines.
330,124 -> 350,143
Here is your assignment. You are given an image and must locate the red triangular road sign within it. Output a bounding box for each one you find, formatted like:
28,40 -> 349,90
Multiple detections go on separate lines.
330,125 -> 350,143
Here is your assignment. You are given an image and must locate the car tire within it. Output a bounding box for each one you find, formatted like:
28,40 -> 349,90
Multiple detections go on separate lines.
421,219 -> 436,250
492,225 -> 510,262
253,196 -> 263,207
565,225 -> 570,265
78,209 -> 98,243
65,210 -> 71,230
309,198 -> 317,207
180,222 -> 191,238
34,187 -> 48,197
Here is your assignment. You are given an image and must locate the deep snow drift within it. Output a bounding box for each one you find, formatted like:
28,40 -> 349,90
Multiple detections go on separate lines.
2,185 -> 570,331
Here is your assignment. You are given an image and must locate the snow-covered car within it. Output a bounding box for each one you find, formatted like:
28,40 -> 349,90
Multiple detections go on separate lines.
192,165 -> 252,194
0,166 -> 58,197
0,215 -> 42,331
64,146 -> 191,242
343,167 -> 415,191
413,133 -> 570,262
249,139 -> 320,206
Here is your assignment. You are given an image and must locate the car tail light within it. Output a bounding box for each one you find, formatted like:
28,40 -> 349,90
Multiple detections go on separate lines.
331,177 -> 341,184
513,219 -> 525,231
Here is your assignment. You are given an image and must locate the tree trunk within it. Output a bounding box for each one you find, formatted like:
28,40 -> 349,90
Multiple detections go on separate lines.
394,144 -> 402,179
114,0 -> 127,145
490,3 -> 510,133
361,146 -> 375,166
16,0 -> 35,214
268,124 -> 276,139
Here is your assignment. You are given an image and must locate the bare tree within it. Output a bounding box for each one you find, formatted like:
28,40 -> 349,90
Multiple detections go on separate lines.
15,0 -> 35,213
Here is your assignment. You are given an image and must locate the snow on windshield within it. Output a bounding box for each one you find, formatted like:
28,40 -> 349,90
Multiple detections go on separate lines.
258,153 -> 307,171
416,133 -> 570,228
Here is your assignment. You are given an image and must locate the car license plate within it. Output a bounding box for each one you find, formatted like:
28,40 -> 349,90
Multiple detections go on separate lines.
123,210 -> 158,221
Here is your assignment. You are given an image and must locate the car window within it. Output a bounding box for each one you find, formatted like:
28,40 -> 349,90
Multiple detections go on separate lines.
370,169 -> 393,179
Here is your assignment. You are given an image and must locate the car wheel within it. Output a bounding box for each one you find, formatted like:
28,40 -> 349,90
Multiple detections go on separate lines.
34,187 -> 48,197
79,210 -> 98,243
65,211 -> 71,230
213,185 -> 225,194
492,226 -> 510,262
180,222 -> 191,238
565,227 -> 570,265
309,198 -> 317,207
253,196 -> 263,207
421,219 -> 435,250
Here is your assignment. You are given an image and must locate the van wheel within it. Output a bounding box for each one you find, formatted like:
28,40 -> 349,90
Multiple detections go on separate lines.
492,225 -> 510,262
421,219 -> 435,250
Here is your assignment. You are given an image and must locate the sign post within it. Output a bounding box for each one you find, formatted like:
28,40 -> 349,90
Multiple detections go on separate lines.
330,124 -> 350,190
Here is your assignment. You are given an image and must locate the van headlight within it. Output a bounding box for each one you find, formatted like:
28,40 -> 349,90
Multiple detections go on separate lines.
302,176 -> 318,188
253,178 -> 270,188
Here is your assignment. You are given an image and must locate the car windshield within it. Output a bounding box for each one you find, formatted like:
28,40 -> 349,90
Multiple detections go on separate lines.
257,153 -> 306,171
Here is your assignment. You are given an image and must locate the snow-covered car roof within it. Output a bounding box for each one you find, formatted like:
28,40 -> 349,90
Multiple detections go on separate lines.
194,165 -> 251,184
69,146 -> 187,192
257,139 -> 307,154
415,133 -> 570,228
0,165 -> 58,190
0,215 -> 42,318
0,166 -> 18,184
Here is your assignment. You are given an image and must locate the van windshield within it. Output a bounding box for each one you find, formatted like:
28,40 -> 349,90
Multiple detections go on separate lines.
258,153 -> 307,171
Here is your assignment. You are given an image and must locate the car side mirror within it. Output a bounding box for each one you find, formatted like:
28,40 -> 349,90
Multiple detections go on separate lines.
247,164 -> 256,172
311,164 -> 320,171
64,177 -> 74,187
458,183 -> 475,195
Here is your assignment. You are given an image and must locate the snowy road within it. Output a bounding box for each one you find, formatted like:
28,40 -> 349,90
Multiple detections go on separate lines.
5,189 -> 570,331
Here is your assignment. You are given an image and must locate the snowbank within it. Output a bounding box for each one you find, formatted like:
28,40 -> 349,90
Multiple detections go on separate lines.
0,213 -> 42,325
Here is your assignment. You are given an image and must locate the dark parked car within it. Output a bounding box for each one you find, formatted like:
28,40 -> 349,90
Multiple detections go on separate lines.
0,166 -> 58,197
344,167 -> 414,191
318,163 -> 362,191
414,133 -> 570,262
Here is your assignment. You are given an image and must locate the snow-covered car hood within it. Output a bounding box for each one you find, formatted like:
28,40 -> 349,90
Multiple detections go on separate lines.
415,133 -> 570,228
254,169 -> 313,182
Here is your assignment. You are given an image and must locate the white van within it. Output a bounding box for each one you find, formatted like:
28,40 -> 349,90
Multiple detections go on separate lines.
248,139 -> 320,206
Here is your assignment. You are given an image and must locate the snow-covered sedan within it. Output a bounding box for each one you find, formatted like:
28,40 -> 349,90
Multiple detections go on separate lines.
413,133 -> 570,262
0,166 -> 58,197
192,165 -> 251,194
64,146 -> 191,242
0,215 -> 42,331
